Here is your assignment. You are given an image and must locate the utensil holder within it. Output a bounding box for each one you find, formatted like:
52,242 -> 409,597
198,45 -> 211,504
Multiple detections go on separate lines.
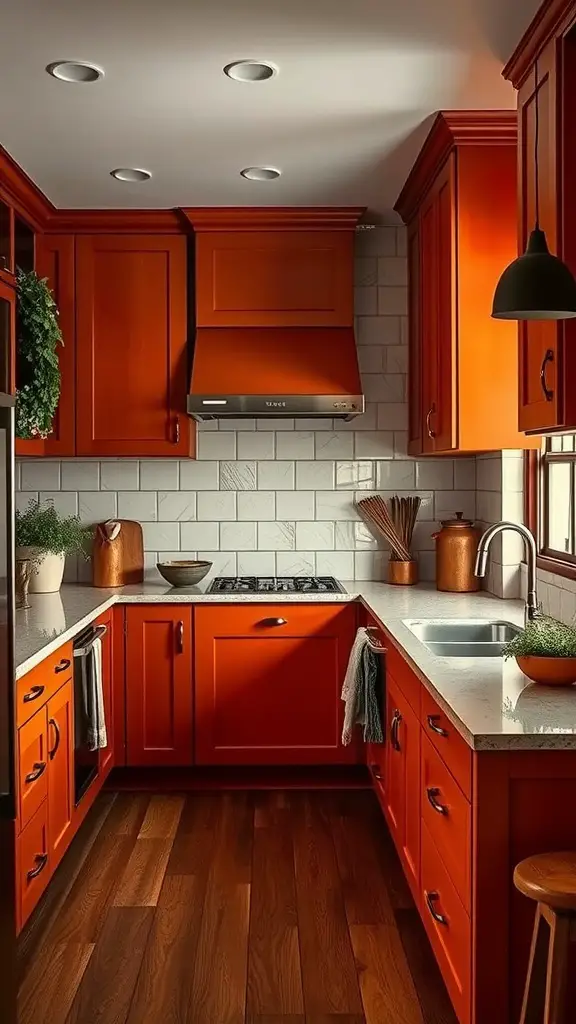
387,558 -> 418,586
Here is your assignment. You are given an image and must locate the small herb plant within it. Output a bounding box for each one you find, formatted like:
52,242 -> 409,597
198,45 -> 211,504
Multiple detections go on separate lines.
503,615 -> 576,660
16,499 -> 90,557
16,269 -> 63,440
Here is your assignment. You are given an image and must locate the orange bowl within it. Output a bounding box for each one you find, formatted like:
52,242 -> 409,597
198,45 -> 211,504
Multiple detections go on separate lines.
516,655 -> 576,686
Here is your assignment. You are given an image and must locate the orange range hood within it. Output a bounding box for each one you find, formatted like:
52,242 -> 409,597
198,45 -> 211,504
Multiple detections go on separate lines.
187,326 -> 364,421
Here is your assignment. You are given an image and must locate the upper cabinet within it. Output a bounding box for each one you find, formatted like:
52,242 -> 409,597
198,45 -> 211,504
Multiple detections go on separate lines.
75,234 -> 192,457
395,112 -> 540,455
504,5 -> 576,434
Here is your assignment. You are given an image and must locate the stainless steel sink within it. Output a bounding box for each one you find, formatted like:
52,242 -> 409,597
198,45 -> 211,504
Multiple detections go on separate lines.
403,619 -> 520,658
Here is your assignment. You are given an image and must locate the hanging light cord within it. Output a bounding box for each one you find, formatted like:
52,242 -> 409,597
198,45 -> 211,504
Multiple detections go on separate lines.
534,58 -> 540,230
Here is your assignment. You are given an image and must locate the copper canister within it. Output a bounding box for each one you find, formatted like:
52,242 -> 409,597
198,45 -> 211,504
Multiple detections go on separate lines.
432,513 -> 481,593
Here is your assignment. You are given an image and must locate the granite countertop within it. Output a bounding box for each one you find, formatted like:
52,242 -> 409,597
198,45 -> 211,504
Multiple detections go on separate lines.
14,581 -> 576,752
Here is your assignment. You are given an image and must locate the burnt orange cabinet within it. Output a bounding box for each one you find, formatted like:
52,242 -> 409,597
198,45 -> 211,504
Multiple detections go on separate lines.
17,801 -> 50,930
194,603 -> 359,765
0,277 -> 15,396
395,112 -> 539,454
384,673 -> 420,899
18,707 -> 48,832
46,679 -> 74,867
125,606 -> 193,766
75,234 -> 191,457
195,230 -> 353,327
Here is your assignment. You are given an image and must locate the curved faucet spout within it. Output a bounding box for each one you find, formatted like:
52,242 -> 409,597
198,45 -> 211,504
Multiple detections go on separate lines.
474,521 -> 537,626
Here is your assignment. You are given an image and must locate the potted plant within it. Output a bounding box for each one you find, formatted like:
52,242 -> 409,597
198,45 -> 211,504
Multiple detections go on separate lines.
15,269 -> 63,440
503,615 -> 576,686
16,499 -> 90,594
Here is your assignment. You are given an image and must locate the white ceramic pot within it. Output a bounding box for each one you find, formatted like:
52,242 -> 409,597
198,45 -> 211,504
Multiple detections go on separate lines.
16,548 -> 65,594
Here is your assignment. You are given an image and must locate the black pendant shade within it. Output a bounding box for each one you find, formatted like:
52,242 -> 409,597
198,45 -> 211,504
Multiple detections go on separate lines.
492,228 -> 576,320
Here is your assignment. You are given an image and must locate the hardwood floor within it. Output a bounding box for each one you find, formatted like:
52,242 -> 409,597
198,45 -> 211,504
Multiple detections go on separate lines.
18,790 -> 457,1024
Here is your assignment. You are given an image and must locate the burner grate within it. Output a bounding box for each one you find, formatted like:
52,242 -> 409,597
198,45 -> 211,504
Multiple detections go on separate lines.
208,576 -> 343,594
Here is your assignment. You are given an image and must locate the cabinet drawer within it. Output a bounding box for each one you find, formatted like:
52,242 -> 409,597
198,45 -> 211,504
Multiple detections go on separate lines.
420,688 -> 471,799
17,641 -> 73,727
196,603 -> 355,636
421,822 -> 471,1024
17,800 -> 50,930
18,707 -> 48,832
421,732 -> 471,911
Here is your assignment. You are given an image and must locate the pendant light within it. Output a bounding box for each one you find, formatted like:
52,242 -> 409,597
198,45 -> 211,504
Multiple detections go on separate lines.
492,60 -> 576,320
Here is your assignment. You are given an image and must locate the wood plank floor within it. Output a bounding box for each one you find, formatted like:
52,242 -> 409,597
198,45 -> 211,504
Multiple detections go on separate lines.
18,790 -> 457,1024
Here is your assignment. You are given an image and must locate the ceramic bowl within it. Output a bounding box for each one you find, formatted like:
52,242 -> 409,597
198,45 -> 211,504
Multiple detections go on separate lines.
516,655 -> 576,686
156,560 -> 212,588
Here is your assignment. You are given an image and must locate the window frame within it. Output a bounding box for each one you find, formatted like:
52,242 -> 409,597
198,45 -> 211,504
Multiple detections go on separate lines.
526,446 -> 576,580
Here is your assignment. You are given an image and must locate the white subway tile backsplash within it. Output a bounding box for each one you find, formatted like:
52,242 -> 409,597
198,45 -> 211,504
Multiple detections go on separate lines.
258,462 -> 295,490
21,461 -> 62,491
385,346 -> 408,374
219,461 -> 256,490
257,418 -> 294,431
118,491 -> 158,521
454,458 -> 476,490
476,457 -> 501,492
181,522 -> 219,549
276,552 -> 316,576
158,491 -> 197,522
378,257 -> 407,287
258,522 -> 295,551
316,551 -> 355,579
237,432 -> 275,460
294,418 -> 334,431
39,491 -> 78,516
78,491 -> 117,524
60,462 -> 98,491
355,226 -> 396,258
197,432 -> 236,461
377,404 -> 408,430
355,257 -> 378,287
418,551 -> 436,582
296,461 -> 335,490
140,461 -> 179,491
376,460 -> 415,490
378,287 -> 408,316
276,432 -> 314,461
142,522 -> 180,552
336,461 -> 376,491
179,461 -> 219,490
220,522 -> 257,551
354,287 -> 377,315
197,491 -> 236,521
354,550 -> 386,581
314,432 -> 354,460
224,419 -> 256,431
341,403 -> 377,432
356,315 -> 401,347
296,522 -> 334,551
335,521 -> 378,550
237,491 -> 276,521
358,347 -> 384,374
237,551 -> 277,576
101,461 -> 139,491
198,552 -> 237,577
16,491 -> 36,512
434,491 -> 476,521
393,432 -> 408,458
316,491 -> 356,521
276,491 -> 315,521
415,460 -> 453,491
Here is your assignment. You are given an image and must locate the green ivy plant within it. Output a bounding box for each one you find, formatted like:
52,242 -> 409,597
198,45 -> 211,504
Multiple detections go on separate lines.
15,269 -> 63,439
16,499 -> 90,557
503,615 -> 576,660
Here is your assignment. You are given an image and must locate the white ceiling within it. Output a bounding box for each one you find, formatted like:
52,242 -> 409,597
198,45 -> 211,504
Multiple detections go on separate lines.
0,0 -> 542,218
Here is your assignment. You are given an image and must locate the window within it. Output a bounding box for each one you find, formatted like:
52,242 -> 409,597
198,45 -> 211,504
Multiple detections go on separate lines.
541,436 -> 576,564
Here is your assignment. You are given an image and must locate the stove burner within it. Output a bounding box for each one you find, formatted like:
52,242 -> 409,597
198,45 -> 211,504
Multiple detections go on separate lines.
208,576 -> 343,594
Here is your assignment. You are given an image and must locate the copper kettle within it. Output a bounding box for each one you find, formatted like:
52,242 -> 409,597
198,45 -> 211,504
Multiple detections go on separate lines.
432,513 -> 481,593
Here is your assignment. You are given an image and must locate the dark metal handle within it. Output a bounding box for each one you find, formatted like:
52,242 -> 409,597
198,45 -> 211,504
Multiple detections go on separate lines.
427,714 -> 449,738
23,684 -> 44,704
426,403 -> 436,439
27,853 -> 48,881
173,417 -> 180,444
261,617 -> 287,626
0,255 -> 7,270
176,620 -> 184,653
25,761 -> 46,784
540,349 -> 554,402
390,710 -> 402,752
426,787 -> 448,815
54,658 -> 71,674
425,890 -> 447,925
370,764 -> 383,781
48,718 -> 60,760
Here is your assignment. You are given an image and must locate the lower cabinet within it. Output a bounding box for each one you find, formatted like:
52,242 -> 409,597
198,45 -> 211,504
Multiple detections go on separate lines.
47,680 -> 74,868
384,675 -> 421,899
125,606 -> 193,766
17,801 -> 50,931
194,603 -> 359,765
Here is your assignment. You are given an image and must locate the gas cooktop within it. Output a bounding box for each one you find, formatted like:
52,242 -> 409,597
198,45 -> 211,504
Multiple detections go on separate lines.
208,576 -> 344,594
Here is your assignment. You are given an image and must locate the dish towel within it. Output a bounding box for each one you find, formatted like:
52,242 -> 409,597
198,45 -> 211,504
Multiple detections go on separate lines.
81,637 -> 108,751
341,627 -> 384,745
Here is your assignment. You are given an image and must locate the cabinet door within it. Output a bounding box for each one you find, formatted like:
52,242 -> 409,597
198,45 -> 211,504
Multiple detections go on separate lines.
96,611 -> 114,778
196,231 -> 353,327
407,218 -> 423,455
385,676 -> 420,896
76,235 -> 191,457
194,604 -> 359,765
0,278 -> 15,396
18,707 -> 48,832
17,801 -> 50,930
125,606 -> 193,766
47,680 -> 74,867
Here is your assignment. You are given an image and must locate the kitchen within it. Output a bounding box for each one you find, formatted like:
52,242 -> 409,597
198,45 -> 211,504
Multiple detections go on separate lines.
4,0 -> 576,1022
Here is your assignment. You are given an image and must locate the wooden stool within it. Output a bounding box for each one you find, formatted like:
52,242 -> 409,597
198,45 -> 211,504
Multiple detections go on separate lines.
514,852 -> 576,1024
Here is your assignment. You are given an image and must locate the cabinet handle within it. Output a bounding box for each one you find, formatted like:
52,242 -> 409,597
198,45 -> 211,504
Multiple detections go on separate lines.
54,658 -> 71,674
426,786 -> 448,815
27,853 -> 48,882
426,403 -> 436,439
48,718 -> 60,760
427,714 -> 449,738
176,620 -> 184,653
23,684 -> 44,704
173,418 -> 180,444
370,763 -> 383,781
25,761 -> 47,784
540,349 -> 554,402
0,255 -> 7,270
390,710 -> 402,752
425,890 -> 447,926
260,617 -> 287,627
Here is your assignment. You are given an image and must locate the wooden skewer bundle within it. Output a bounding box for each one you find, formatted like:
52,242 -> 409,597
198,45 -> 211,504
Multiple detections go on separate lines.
355,494 -> 421,561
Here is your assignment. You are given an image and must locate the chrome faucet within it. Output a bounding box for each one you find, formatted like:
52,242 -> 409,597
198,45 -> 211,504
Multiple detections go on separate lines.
474,521 -> 538,626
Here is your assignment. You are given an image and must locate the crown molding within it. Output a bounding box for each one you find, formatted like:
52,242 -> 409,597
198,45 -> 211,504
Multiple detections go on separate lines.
394,111 -> 517,224
181,207 -> 365,231
503,0 -> 576,88
0,145 -> 54,230
45,208 -> 186,234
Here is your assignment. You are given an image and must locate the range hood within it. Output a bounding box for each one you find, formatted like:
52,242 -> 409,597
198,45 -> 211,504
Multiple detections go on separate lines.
187,326 -> 364,421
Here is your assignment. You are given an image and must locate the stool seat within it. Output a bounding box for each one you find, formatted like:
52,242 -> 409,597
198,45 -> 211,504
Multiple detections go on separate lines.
514,851 -> 576,912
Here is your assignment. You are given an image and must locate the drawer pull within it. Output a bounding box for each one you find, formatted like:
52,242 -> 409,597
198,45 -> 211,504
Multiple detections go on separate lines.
370,764 -> 383,781
427,714 -> 449,738
426,787 -> 448,815
176,620 -> 184,654
55,658 -> 71,674
425,890 -> 447,926
49,718 -> 61,760
27,853 -> 48,881
390,710 -> 402,752
25,761 -> 47,784
23,684 -> 45,704
261,617 -> 287,627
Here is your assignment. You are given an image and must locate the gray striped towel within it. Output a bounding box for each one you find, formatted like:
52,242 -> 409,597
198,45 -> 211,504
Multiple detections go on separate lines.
341,627 -> 384,745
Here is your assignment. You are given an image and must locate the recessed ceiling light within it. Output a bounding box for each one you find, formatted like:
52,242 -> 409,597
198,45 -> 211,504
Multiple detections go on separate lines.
240,167 -> 281,181
224,60 -> 277,82
110,168 -> 152,183
46,61 -> 104,83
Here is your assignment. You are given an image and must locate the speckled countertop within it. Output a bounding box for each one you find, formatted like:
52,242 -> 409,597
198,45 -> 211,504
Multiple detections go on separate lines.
14,581 -> 576,752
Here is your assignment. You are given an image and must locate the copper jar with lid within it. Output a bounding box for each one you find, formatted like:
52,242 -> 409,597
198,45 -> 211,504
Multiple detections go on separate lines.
432,513 -> 482,593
